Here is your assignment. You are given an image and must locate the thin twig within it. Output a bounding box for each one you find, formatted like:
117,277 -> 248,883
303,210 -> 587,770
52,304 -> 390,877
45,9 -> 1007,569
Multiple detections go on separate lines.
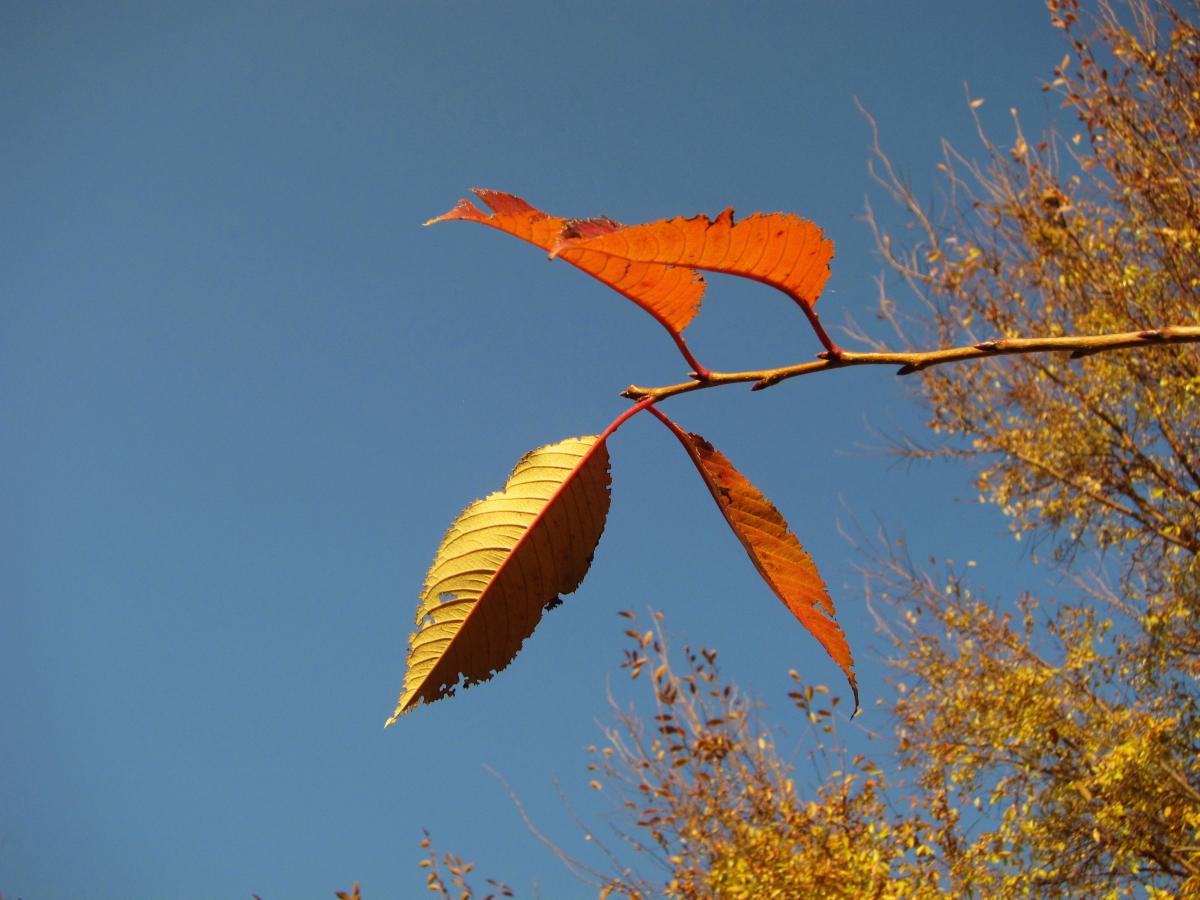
482,764 -> 614,890
623,325 -> 1200,401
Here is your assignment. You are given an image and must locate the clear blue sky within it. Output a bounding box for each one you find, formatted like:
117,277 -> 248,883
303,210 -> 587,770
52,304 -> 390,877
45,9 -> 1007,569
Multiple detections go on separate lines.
3,3 -> 1069,897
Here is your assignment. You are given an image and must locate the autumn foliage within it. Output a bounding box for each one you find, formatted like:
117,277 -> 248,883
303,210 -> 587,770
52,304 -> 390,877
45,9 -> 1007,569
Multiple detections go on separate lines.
390,189 -> 856,725
382,0 -> 1200,896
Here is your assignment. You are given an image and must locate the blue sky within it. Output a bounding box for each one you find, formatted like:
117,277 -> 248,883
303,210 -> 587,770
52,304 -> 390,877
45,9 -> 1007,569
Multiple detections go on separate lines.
4,3 -> 1070,897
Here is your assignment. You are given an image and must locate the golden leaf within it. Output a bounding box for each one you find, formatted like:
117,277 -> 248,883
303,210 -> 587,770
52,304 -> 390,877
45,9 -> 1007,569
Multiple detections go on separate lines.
388,436 -> 611,724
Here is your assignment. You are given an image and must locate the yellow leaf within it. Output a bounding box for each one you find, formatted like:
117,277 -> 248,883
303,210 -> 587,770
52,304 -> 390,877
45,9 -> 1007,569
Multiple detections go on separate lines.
387,436 -> 611,723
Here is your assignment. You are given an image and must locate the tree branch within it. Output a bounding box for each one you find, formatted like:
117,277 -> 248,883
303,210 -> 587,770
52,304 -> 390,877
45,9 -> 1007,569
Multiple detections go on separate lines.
621,325 -> 1200,402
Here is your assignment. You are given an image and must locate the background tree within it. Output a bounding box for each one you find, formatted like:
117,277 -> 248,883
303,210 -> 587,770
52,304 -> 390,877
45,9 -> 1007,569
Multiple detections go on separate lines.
856,0 -> 1200,892
412,1 -> 1200,897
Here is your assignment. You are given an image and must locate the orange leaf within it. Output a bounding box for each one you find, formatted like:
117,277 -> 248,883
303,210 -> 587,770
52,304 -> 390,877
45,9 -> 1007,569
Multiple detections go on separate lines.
555,207 -> 833,308
426,190 -> 706,366
649,407 -> 857,708
554,207 -> 838,353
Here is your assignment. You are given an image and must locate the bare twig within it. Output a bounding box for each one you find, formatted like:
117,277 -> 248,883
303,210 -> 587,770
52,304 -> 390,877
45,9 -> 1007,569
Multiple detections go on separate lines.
622,325 -> 1200,402
482,765 -> 615,890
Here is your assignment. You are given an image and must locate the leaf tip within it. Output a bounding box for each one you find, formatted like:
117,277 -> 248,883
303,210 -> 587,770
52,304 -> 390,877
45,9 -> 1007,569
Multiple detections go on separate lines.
424,197 -> 486,227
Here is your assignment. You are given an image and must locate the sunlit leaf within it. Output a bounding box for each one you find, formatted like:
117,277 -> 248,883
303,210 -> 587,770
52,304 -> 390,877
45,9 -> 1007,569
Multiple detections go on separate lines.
388,435 -> 611,724
427,189 -> 704,340
554,207 -> 834,313
650,408 -> 857,707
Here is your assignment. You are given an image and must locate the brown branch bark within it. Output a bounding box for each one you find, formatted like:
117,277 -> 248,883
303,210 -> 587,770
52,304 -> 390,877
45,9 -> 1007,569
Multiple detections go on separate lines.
621,325 -> 1200,402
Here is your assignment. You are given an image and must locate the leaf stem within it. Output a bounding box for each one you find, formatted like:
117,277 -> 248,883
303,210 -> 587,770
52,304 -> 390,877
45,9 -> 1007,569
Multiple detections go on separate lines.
643,403 -> 686,439
669,332 -> 711,380
790,294 -> 844,358
596,395 -> 659,443
621,325 -> 1200,402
